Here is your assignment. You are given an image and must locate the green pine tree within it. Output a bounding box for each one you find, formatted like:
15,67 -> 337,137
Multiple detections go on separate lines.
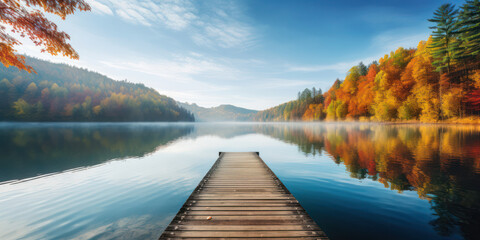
428,3 -> 460,74
458,0 -> 480,62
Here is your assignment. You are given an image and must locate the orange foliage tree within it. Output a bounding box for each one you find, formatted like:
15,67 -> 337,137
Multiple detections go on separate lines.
355,63 -> 378,117
0,0 -> 90,72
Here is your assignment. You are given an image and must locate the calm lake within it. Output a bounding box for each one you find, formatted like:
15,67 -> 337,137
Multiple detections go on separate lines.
0,122 -> 479,240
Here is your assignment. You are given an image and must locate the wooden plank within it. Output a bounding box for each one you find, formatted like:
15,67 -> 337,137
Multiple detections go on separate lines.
169,219 -> 319,226
194,193 -> 291,197
185,210 -> 303,216
173,215 -> 313,221
163,238 -> 328,240
201,190 -> 285,193
187,206 -> 303,211
165,224 -> 321,231
187,201 -> 300,207
159,152 -> 328,239
162,230 -> 326,238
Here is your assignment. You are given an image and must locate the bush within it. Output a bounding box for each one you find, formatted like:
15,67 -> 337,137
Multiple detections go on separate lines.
442,88 -> 463,118
374,102 -> 396,120
336,101 -> 348,119
398,96 -> 420,120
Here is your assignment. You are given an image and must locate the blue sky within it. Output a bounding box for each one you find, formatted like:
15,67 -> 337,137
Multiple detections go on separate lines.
19,0 -> 464,110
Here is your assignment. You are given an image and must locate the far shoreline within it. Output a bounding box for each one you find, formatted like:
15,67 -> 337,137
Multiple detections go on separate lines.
3,117 -> 480,126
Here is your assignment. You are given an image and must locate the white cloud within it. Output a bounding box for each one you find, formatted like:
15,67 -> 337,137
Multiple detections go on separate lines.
371,30 -> 428,53
197,20 -> 254,48
89,0 -> 196,28
287,57 -> 377,74
256,78 -> 317,89
191,1 -> 255,49
288,62 -> 356,73
97,53 -> 240,99
86,0 -> 113,15
287,30 -> 429,74
100,54 -> 235,84
90,0 -> 254,49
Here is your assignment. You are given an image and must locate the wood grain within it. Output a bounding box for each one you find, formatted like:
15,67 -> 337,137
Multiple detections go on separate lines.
159,152 -> 328,239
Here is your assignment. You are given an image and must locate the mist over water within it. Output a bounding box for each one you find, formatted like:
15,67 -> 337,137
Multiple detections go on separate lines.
0,122 -> 478,240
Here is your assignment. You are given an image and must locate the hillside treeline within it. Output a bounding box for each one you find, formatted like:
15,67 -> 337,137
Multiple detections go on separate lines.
0,57 -> 194,121
255,1 -> 480,122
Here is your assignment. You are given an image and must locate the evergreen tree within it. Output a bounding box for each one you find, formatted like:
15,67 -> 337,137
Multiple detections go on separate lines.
458,0 -> 480,62
428,4 -> 460,74
358,62 -> 368,76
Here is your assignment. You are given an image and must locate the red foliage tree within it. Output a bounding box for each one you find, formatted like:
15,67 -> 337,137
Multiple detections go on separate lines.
0,0 -> 90,72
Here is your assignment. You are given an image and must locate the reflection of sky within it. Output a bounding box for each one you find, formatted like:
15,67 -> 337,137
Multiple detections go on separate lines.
0,124 -> 466,240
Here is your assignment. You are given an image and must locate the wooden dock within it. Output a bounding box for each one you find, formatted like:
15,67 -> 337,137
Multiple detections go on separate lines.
159,152 -> 328,239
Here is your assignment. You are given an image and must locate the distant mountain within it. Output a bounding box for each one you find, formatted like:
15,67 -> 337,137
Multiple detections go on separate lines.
0,57 -> 194,122
178,102 -> 257,122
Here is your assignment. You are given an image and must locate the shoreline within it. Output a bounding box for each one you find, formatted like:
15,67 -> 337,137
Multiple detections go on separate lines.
2,118 -> 480,125
253,116 -> 480,125
350,117 -> 480,125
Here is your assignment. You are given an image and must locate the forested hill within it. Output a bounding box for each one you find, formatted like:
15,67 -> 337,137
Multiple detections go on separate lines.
254,88 -> 325,121
0,57 -> 194,121
178,102 -> 257,121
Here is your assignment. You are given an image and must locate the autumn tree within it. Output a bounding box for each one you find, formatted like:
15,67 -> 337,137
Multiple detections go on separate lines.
408,39 -> 441,121
355,63 -> 377,117
326,100 -> 339,120
0,0 -> 90,72
302,103 -> 324,121
372,48 -> 415,120
336,64 -> 364,118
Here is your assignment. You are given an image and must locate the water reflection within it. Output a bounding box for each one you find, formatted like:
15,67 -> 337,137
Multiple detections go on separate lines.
0,123 -> 479,239
255,123 -> 480,239
0,123 -> 194,181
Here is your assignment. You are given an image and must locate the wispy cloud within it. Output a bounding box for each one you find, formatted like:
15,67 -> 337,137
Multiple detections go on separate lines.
91,0 -> 196,29
89,0 -> 255,49
287,29 -> 428,74
192,1 -> 255,49
288,62 -> 356,73
371,30 -> 428,53
287,57 -> 377,74
256,78 -> 317,89
193,21 -> 254,49
99,53 -> 237,88
86,0 -> 113,15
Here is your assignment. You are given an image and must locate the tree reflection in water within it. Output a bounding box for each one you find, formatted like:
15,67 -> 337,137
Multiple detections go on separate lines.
255,123 -> 480,239
0,123 -> 194,181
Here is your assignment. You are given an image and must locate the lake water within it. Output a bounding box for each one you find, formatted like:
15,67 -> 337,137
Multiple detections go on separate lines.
0,122 -> 479,240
